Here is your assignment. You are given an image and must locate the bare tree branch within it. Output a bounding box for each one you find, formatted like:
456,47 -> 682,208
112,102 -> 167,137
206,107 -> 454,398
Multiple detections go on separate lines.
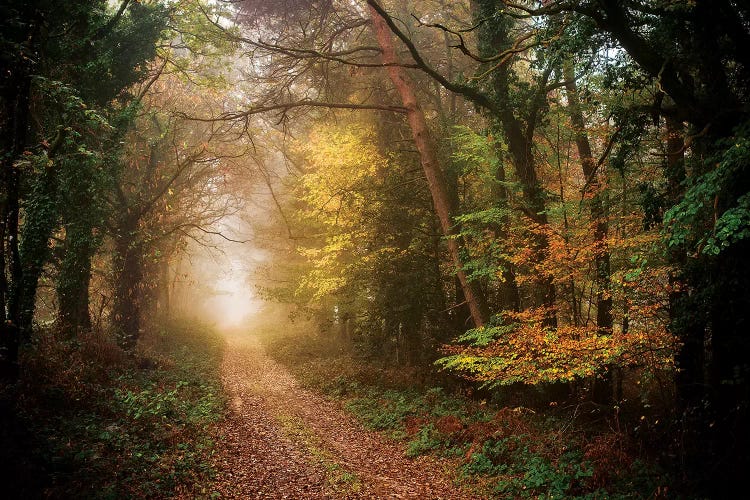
180,100 -> 408,123
366,0 -> 501,115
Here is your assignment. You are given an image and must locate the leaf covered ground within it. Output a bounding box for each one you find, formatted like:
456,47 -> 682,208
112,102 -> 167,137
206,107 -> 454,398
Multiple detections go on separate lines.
207,330 -> 472,498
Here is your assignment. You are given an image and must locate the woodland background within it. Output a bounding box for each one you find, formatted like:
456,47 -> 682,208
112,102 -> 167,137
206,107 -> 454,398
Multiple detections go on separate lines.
1,0 -> 749,497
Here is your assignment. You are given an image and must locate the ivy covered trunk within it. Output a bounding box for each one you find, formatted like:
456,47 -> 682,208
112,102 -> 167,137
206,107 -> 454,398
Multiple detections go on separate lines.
473,0 -> 556,327
113,217 -> 144,351
16,163 -> 62,336
57,222 -> 96,334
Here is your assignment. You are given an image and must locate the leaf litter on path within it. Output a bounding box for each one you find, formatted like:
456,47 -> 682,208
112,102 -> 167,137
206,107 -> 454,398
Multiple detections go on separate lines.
204,333 -> 477,499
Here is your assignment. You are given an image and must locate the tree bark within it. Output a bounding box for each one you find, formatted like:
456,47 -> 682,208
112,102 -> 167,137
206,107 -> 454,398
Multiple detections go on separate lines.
157,256 -> 170,320
0,56 -> 32,379
369,5 -> 489,328
563,63 -> 613,335
489,138 -> 521,313
57,222 -> 95,334
112,215 -> 143,350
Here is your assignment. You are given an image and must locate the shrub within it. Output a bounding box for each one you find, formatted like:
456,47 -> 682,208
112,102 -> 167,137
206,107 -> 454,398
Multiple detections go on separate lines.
6,320 -> 225,498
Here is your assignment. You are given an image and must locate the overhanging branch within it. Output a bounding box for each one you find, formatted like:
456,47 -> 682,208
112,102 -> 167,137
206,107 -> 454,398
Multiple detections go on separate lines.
366,0 -> 501,116
180,100 -> 408,123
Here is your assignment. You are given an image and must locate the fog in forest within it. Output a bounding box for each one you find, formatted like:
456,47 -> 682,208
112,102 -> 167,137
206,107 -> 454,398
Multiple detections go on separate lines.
2,0 -> 749,498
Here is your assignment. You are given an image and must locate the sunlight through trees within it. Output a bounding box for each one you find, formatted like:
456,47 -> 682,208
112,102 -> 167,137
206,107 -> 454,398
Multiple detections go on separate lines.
2,0 -> 749,496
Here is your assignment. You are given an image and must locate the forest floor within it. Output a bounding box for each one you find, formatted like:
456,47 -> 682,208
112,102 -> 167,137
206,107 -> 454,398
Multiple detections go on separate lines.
205,331 -> 473,499
0,320 -> 665,498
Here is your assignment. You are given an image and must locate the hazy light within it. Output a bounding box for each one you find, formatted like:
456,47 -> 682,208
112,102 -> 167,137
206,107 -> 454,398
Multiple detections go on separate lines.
205,260 -> 262,328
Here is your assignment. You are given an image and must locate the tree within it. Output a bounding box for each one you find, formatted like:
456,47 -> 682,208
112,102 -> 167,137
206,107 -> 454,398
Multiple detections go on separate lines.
0,0 -> 166,376
109,74 -> 245,349
491,0 -> 750,486
369,3 -> 489,328
286,118 -> 448,363
363,0 -> 749,486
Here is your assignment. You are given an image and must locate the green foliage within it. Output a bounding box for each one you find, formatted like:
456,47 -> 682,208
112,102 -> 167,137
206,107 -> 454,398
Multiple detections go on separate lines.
524,453 -> 592,497
162,0 -> 241,87
462,436 -> 521,475
453,208 -> 516,282
11,322 -> 226,498
345,389 -> 423,434
0,0 -> 170,337
51,1 -> 168,104
342,385 -> 477,437
454,322 -> 518,347
455,207 -> 514,227
449,125 -> 504,185
665,122 -> 750,256
406,423 -> 443,457
706,192 -> 750,254
461,438 -> 599,499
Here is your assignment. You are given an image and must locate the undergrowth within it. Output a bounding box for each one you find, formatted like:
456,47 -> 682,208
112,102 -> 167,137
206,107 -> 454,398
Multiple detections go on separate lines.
259,324 -> 668,499
0,319 -> 226,499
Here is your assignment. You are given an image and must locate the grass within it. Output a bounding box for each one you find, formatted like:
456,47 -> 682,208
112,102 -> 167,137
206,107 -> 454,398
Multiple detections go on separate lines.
0,319 -> 226,499
258,323 -> 668,499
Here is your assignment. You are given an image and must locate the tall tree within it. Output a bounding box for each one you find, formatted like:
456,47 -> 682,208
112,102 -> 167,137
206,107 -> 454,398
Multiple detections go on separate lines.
109,75 -> 244,349
367,0 -> 558,325
0,0 -> 165,375
369,3 -> 489,328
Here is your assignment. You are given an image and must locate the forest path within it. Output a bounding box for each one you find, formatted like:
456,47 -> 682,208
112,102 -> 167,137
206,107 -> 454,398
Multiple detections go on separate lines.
208,331 -> 473,499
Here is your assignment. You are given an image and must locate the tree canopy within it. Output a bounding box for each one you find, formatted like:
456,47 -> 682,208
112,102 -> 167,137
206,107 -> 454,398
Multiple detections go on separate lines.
1,0 -> 748,495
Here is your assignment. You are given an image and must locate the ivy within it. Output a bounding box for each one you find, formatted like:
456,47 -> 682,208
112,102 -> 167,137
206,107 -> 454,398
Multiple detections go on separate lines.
664,122 -> 750,255
703,192 -> 750,255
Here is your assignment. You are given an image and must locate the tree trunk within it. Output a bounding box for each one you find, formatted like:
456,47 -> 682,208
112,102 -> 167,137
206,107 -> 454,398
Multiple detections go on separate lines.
563,63 -> 613,335
443,161 -> 474,330
0,61 -> 32,379
0,0 -> 41,378
489,138 -> 521,313
156,256 -> 171,320
496,93 -> 556,324
662,117 -> 704,409
16,165 -> 62,336
112,218 -> 143,350
369,5 -> 489,328
472,0 -> 556,326
57,222 -> 95,334
401,317 -> 421,365
564,62 -> 615,402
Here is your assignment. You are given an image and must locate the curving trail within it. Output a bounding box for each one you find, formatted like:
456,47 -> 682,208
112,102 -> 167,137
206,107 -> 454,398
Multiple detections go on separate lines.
209,332 -> 475,499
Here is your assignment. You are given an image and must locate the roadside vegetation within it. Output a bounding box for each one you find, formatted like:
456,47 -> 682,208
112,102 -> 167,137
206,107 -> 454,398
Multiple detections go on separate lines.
260,322 -> 667,499
0,320 -> 225,499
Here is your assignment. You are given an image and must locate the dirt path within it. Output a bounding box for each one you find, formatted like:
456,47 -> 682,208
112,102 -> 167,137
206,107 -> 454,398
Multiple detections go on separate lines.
209,333 -> 475,499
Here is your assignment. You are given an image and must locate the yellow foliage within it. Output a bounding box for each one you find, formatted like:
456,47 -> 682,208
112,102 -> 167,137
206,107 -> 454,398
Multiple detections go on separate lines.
292,122 -> 388,300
